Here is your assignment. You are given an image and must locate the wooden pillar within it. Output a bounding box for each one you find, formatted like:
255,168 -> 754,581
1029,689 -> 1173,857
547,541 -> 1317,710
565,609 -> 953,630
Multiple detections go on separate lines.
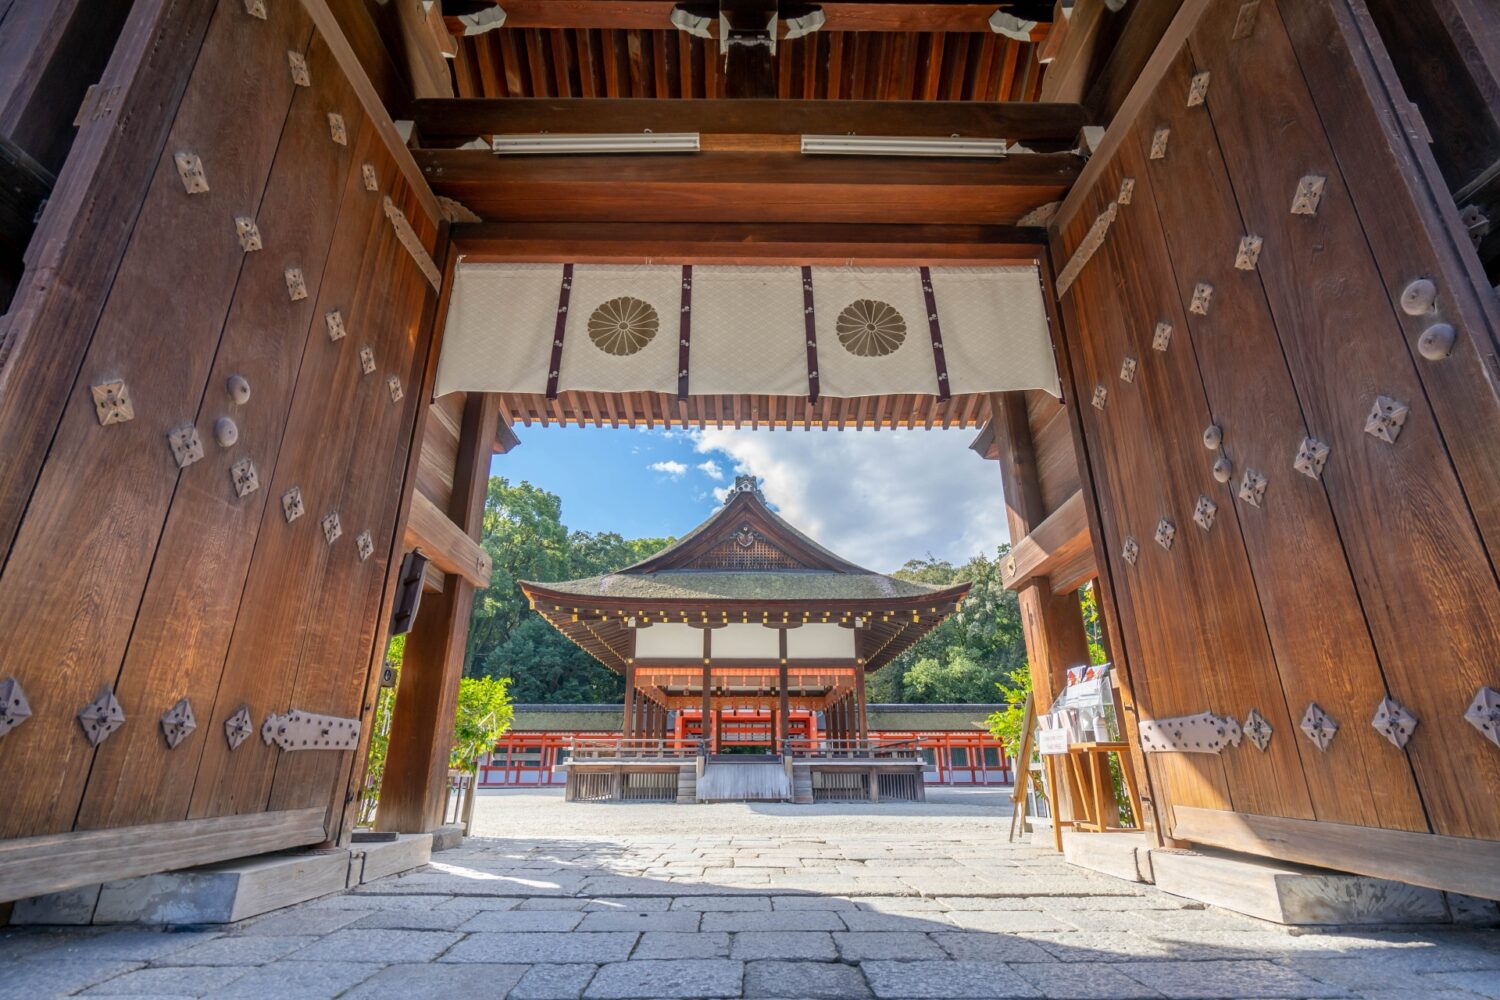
377,393 -> 501,833
700,663 -> 711,752
622,663 -> 637,741
854,667 -> 868,741
778,659 -> 789,752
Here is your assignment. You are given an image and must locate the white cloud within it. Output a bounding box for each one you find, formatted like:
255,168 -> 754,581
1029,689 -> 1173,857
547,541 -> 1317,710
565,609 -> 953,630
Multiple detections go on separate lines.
697,459 -> 725,481
691,428 -> 1008,572
649,460 -> 689,478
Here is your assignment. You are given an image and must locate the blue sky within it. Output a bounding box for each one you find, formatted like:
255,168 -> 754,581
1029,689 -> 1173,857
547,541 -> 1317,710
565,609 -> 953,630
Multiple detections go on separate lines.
489,425 -> 1010,573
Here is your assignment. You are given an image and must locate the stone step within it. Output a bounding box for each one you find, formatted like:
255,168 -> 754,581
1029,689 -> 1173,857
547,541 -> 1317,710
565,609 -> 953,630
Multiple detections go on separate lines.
13,833 -> 434,926
1149,846 -> 1453,925
1062,830 -> 1153,883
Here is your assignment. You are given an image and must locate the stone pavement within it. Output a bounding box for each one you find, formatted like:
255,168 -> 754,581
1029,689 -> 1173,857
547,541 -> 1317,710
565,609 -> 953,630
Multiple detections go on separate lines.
1,788 -> 1497,999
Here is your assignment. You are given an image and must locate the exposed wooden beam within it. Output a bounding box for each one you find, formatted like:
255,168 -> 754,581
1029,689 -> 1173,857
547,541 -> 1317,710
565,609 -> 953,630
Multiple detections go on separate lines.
417,149 -> 1078,224
409,97 -> 1090,145
403,488 -> 493,588
478,2 -> 1047,34
1000,489 -> 1093,594
454,221 -> 1045,263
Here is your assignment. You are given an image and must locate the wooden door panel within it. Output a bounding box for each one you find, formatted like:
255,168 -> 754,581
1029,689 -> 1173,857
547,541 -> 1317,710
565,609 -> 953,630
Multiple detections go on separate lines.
1057,179 -> 1237,820
77,33 -> 359,831
1131,51 -> 1427,832
1189,0 -> 1500,840
269,184 -> 436,815
187,128 -> 405,821
0,0 -> 311,838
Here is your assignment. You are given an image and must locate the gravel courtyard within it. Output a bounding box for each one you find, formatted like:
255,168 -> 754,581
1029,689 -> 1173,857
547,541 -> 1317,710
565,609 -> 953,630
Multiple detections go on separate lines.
1,787 -> 1498,999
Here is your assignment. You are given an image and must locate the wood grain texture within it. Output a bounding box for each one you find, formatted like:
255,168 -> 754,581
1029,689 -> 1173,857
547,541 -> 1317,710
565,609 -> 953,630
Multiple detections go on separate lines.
1172,805 -> 1500,901
186,121 -> 401,821
404,488 -> 493,588
0,808 -> 325,905
1191,0 -> 1500,840
1130,49 -> 1425,832
416,149 -> 1078,225
0,0 -> 218,562
76,33 -> 359,830
0,0 -> 311,839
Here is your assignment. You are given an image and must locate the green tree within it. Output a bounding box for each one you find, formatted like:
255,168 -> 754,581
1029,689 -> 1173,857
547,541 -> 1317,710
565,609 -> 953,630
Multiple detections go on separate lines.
463,476 -> 673,703
450,676 -> 514,769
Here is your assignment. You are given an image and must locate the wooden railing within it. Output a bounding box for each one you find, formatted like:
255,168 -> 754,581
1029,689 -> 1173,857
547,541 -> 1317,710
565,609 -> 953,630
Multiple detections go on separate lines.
781,737 -> 923,760
565,737 -> 702,760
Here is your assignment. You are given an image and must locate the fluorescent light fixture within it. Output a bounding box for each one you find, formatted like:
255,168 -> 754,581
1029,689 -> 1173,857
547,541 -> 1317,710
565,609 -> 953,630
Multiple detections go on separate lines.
800,135 -> 1007,158
492,133 -> 700,155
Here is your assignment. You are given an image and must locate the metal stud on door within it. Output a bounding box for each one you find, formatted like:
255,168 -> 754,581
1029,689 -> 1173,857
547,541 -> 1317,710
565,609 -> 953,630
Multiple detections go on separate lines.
78,688 -> 126,747
160,697 -> 197,750
0,678 -> 31,738
91,380 -> 133,426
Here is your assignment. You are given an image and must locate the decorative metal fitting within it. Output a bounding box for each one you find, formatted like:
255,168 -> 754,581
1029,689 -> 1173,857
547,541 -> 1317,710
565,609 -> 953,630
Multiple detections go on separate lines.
244,0 -> 267,18
1155,517 -> 1176,550
1418,323 -> 1455,361
361,164 -> 379,192
1461,204 -> 1491,248
285,267 -> 307,301
1235,235 -> 1263,271
356,530 -> 374,562
1092,384 -> 1108,410
386,375 -> 404,403
1193,494 -> 1217,531
282,486 -> 305,523
174,152 -> 208,194
1291,174 -> 1326,216
214,416 -> 239,448
1189,283 -> 1214,315
287,50 -> 311,87
1152,322 -> 1173,352
78,688 -> 126,747
234,216 -> 262,253
359,346 -> 376,376
1118,177 -> 1135,205
1138,711 -> 1241,754
1293,436 -> 1330,480
1121,536 -> 1139,566
227,374 -> 251,405
1232,0 -> 1260,39
328,112 -> 348,146
1187,71 -> 1211,107
167,423 -> 204,469
1202,424 -> 1222,450
325,309 -> 346,342
0,678 -> 32,739
322,510 -> 342,545
225,705 -> 254,750
1149,127 -> 1171,161
261,708 -> 361,751
1300,702 -> 1337,751
91,380 -> 134,426
1119,356 -> 1138,384
230,457 -> 259,498
1243,709 -> 1272,752
160,697 -> 197,749
1364,395 -> 1409,444
1371,696 -> 1417,750
1465,687 -> 1500,748
1400,278 -> 1437,316
1238,468 -> 1268,507
1212,454 -> 1233,484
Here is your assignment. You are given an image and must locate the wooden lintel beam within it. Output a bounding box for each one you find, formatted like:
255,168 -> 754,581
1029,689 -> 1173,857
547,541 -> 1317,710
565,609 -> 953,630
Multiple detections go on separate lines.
403,489 -> 493,588
409,98 -> 1089,146
467,2 -> 1047,33
417,149 -> 1078,225
1000,490 -> 1093,593
453,221 -> 1045,263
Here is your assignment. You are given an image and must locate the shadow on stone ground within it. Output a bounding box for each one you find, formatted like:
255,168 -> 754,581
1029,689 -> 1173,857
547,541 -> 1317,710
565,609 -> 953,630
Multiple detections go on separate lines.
1,789 -> 1498,999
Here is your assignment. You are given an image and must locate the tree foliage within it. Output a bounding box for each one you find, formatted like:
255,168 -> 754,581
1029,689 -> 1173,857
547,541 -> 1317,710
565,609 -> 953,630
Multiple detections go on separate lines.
865,548 -> 1028,704
464,477 -> 673,702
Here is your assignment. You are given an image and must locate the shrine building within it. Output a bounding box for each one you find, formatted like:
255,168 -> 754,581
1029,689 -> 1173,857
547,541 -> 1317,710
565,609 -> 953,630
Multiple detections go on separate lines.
519,476 -> 970,802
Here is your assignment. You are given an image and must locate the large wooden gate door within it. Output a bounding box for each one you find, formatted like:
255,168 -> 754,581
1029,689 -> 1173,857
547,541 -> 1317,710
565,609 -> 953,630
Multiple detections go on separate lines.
1050,0 -> 1500,897
0,0 -> 443,901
